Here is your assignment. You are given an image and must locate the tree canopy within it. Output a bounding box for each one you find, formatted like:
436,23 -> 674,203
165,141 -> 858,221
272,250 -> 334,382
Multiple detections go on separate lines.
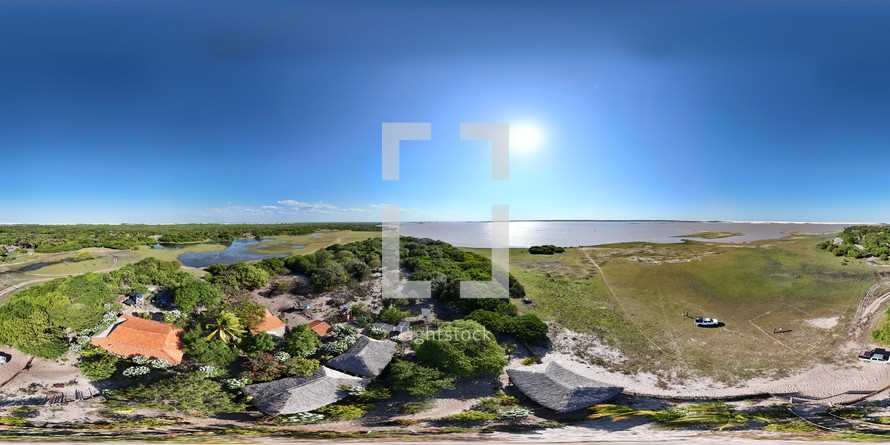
413,320 -> 507,377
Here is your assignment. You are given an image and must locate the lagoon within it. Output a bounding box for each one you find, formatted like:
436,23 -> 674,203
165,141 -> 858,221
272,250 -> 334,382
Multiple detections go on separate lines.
397,221 -> 852,248
160,238 -> 292,268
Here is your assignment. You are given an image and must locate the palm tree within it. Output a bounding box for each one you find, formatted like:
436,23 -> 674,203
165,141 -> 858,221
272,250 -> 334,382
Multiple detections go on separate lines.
205,311 -> 245,343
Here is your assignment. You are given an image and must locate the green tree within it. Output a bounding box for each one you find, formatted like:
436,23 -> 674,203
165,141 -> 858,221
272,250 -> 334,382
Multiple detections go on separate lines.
172,280 -> 223,313
77,346 -> 120,381
312,261 -> 348,291
378,306 -> 410,325
281,324 -> 322,357
285,254 -> 316,275
204,311 -> 246,343
208,263 -> 270,293
413,320 -> 506,377
388,360 -> 455,397
505,314 -> 549,343
284,356 -> 319,377
257,257 -> 286,276
245,332 -> 278,353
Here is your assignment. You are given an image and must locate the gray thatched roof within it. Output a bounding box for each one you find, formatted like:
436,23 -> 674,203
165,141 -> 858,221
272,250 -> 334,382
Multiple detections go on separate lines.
326,335 -> 396,377
242,366 -> 368,415
506,362 -> 622,412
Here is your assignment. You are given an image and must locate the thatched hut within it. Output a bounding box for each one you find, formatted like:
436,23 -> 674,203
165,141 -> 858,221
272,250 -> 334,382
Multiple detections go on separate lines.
326,335 -> 396,378
506,362 -> 622,412
242,366 -> 368,415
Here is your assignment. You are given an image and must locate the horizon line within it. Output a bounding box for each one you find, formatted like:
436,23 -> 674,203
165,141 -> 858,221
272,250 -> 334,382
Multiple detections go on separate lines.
0,219 -> 885,226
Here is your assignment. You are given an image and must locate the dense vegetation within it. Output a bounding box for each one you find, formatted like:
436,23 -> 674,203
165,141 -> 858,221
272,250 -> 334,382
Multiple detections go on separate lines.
818,225 -> 890,259
0,258 -> 192,358
412,320 -> 507,377
528,245 -> 565,255
0,223 -> 379,252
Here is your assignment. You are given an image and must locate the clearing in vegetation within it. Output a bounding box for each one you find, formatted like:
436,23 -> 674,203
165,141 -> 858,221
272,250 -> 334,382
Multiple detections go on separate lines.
475,235 -> 881,383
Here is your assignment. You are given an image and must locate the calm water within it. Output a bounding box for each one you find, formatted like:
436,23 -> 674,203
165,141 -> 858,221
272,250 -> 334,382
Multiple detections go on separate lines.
168,238 -> 291,268
397,221 -> 852,248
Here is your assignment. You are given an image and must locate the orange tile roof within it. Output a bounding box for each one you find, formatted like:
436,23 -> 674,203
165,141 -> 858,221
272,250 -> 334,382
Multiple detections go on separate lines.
251,308 -> 286,334
91,315 -> 184,365
308,319 -> 332,337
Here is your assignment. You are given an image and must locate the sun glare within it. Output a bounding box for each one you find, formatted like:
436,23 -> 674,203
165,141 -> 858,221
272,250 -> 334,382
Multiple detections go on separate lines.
510,123 -> 543,152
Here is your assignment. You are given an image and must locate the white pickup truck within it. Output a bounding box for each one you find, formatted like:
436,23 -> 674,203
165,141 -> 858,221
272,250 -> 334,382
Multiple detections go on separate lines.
694,317 -> 720,327
858,348 -> 890,364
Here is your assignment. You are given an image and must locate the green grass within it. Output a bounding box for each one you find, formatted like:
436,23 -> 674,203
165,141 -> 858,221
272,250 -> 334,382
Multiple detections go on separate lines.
472,235 -> 880,383
250,230 -> 378,255
673,232 -> 743,239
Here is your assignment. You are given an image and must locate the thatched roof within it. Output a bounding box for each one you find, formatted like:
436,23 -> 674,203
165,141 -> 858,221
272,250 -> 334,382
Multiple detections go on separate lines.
242,367 -> 368,415
506,362 -> 622,412
326,335 -> 396,378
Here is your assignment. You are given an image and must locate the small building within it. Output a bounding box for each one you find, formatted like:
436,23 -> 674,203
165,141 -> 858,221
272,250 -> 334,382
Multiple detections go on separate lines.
506,362 -> 622,412
371,322 -> 396,334
395,321 -> 411,334
326,335 -> 396,378
251,308 -> 286,337
243,366 -> 368,415
91,314 -> 185,365
420,308 -> 432,319
308,319 -> 333,337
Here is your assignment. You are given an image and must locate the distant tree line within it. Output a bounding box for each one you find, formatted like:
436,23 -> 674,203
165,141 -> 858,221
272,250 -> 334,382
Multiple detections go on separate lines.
817,225 -> 890,260
0,223 -> 380,253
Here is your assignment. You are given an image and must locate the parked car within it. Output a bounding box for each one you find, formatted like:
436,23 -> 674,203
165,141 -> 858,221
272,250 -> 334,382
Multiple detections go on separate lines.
0,352 -> 10,364
858,348 -> 890,364
694,317 -> 720,327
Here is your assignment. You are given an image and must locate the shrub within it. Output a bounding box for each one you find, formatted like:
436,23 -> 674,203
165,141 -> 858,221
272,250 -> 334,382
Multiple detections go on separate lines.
528,245 -> 565,255
131,355 -> 150,365
479,391 -> 520,412
150,359 -> 171,369
283,356 -> 319,377
505,314 -> 549,343
198,365 -> 223,378
446,410 -> 498,422
106,372 -> 245,416
284,412 -> 325,423
77,351 -> 119,381
184,336 -> 239,367
258,257 -> 286,276
224,377 -> 252,390
412,320 -> 506,377
367,326 -> 388,340
75,251 -> 94,261
281,324 -> 321,357
388,360 -> 454,397
315,404 -> 369,421
270,280 -> 291,296
245,333 -> 278,353
122,366 -> 151,378
501,408 -> 532,420
378,307 -> 410,325
241,352 -> 285,382
322,334 -> 358,355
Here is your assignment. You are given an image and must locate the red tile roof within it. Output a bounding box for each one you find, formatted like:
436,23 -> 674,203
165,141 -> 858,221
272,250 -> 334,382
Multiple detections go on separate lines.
308,319 -> 332,337
91,315 -> 184,365
251,308 -> 286,335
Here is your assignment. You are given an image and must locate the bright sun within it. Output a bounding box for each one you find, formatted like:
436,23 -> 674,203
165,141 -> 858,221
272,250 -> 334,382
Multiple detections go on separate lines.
510,123 -> 544,152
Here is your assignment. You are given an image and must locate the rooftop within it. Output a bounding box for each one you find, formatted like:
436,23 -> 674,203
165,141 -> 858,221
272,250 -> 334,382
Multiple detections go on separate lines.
507,362 -> 622,412
243,366 -> 368,415
326,335 -> 396,377
91,315 -> 184,365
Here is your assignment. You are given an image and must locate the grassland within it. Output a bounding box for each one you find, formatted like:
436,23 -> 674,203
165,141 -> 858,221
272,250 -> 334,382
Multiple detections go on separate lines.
471,235 -> 881,383
250,230 -> 378,255
673,232 -> 743,239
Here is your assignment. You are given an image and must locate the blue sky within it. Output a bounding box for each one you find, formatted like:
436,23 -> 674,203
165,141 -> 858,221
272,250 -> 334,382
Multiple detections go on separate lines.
1,0 -> 889,224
